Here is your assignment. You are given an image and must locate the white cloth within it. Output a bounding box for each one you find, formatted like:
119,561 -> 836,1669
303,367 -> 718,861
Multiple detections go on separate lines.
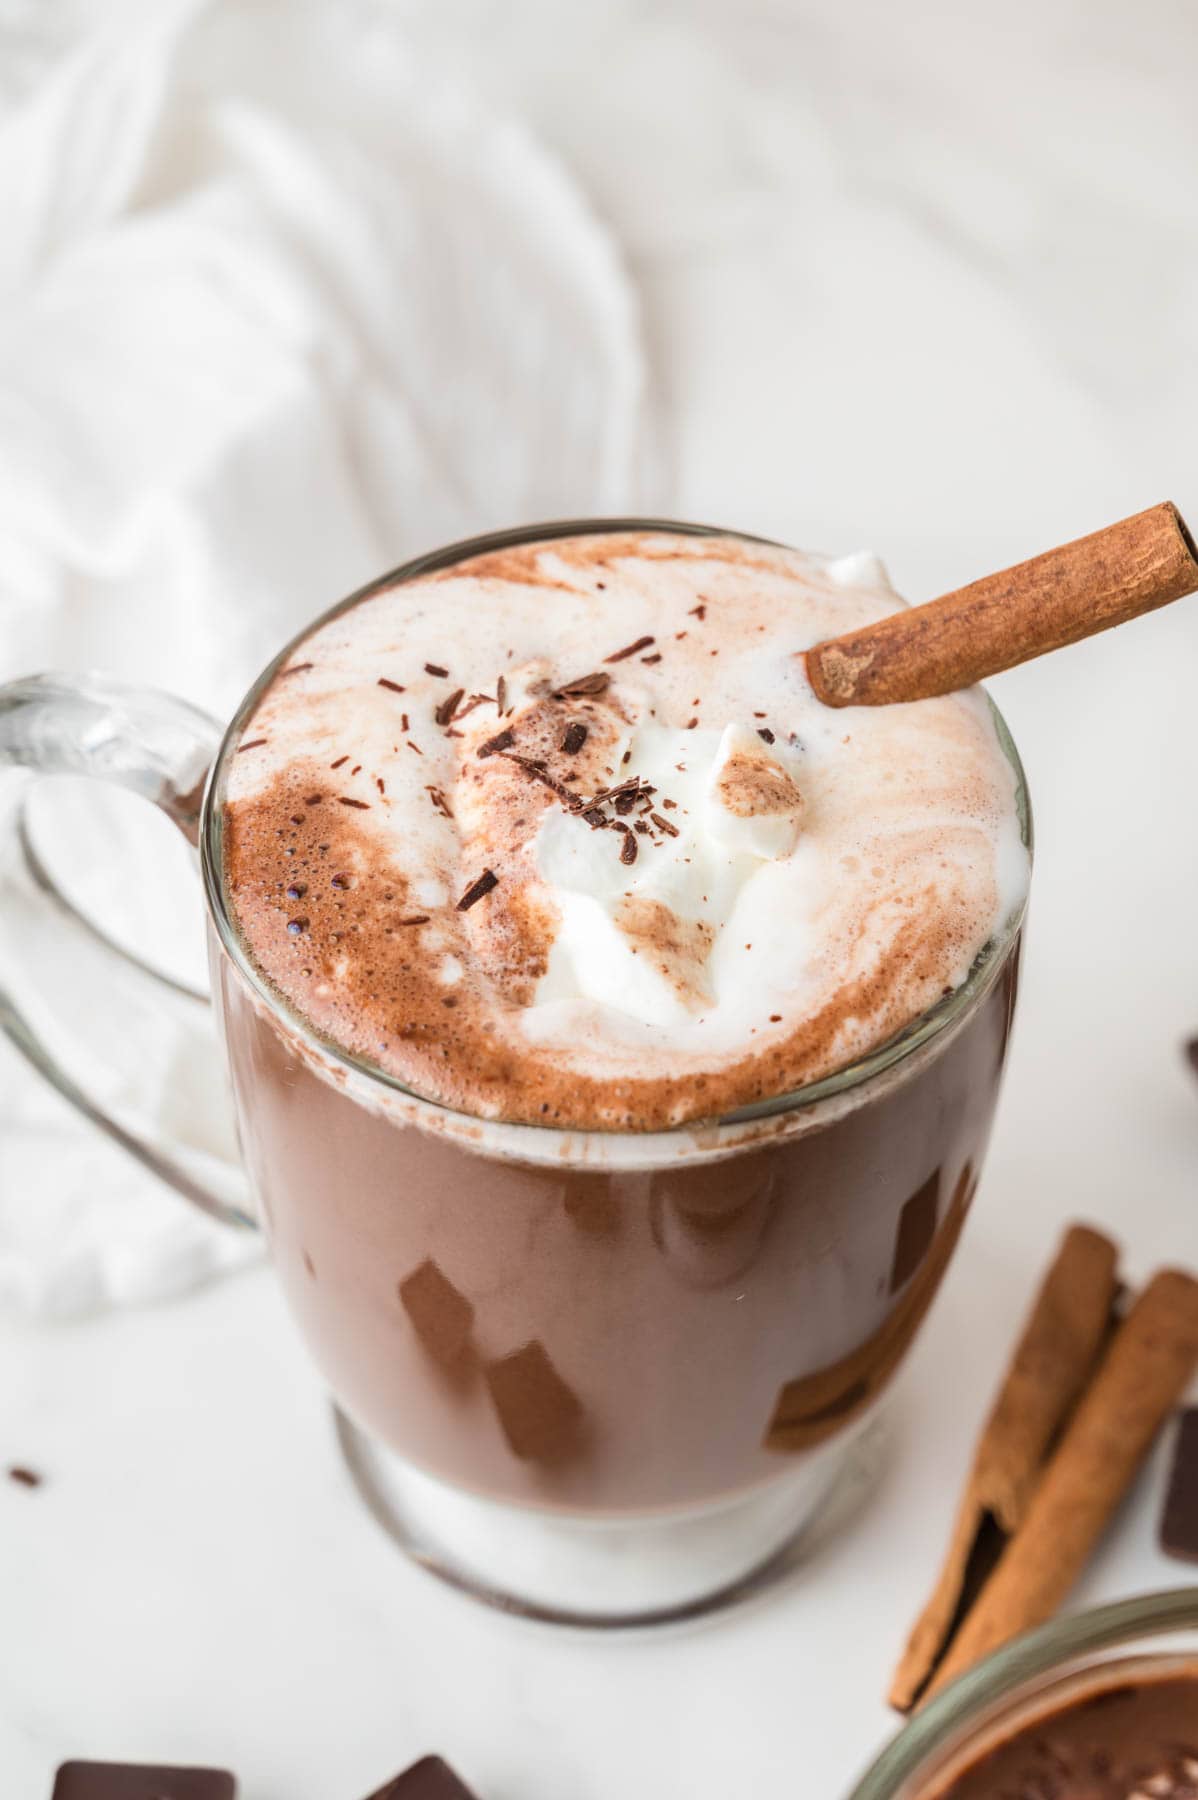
0,0 -> 649,1315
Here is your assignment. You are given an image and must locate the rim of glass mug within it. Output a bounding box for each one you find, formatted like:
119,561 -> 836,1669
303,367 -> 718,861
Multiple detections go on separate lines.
201,517 -> 1033,1168
846,1587 -> 1198,1800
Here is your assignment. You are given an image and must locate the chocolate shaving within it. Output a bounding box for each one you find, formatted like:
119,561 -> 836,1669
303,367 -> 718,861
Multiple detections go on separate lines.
662,797 -> 677,808
452,692 -> 495,722
378,678 -> 406,693
582,807 -> 607,829
618,827 -> 638,864
585,777 -> 650,808
376,778 -> 386,795
435,687 -> 466,727
424,662 -> 449,678
478,727 -> 515,759
686,718 -> 699,730
634,819 -> 649,834
281,660 -> 313,676
401,713 -> 410,731
339,797 -> 370,809
397,915 -> 430,927
561,722 -> 589,755
651,811 -> 679,837
305,793 -> 322,805
330,755 -> 349,769
641,653 -> 662,665
457,869 -> 498,911
689,602 -> 707,619
406,740 -> 423,755
554,671 -> 610,698
758,727 -> 776,744
7,1465 -> 41,1488
613,789 -> 638,815
502,752 -> 577,806
495,675 -> 508,717
425,785 -> 454,819
604,635 -> 655,663
238,737 -> 267,753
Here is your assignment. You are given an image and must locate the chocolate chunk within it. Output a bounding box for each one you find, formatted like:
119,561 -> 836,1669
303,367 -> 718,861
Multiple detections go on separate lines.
560,721 -> 588,755
618,828 -> 638,865
757,727 -> 775,744
484,1340 -> 584,1463
399,1260 -> 475,1371
52,1764 -> 236,1799
889,1170 -> 941,1293
1161,1408 -> 1198,1562
365,1756 -> 477,1800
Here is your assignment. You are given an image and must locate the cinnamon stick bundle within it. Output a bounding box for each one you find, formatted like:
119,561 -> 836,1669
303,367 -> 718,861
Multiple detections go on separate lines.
889,1224 -> 1118,1710
909,1265 -> 1198,1705
807,502 -> 1198,708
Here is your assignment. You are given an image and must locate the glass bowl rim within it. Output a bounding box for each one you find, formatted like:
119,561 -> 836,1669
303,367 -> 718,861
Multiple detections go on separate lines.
847,1587 -> 1198,1800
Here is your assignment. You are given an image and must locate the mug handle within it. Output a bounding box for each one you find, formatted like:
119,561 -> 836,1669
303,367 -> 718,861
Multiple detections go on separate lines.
0,672 -> 256,1232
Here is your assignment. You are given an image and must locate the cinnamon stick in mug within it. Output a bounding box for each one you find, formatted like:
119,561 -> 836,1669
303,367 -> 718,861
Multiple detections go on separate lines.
807,501 -> 1198,707
889,1223 -> 1119,1711
924,1268 -> 1198,1702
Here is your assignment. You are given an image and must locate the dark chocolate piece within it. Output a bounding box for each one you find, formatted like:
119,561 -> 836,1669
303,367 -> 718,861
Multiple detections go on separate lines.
435,688 -> 465,727
889,1170 -> 940,1294
7,1464 -> 42,1487
378,678 -> 406,693
423,663 -> 449,678
52,1763 -> 235,1799
1161,1407 -> 1198,1563
399,1260 -> 475,1371
560,722 -> 588,755
365,1755 -> 477,1800
484,1340 -> 584,1463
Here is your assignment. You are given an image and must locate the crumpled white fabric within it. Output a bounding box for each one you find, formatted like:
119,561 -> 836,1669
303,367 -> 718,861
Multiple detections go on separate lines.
0,0 -> 650,1315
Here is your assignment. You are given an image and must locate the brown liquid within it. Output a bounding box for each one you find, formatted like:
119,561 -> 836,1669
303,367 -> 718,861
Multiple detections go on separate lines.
213,933 -> 1019,1514
923,1666 -> 1198,1799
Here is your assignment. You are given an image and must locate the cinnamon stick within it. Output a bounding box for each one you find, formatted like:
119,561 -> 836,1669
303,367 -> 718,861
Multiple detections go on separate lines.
888,1224 -> 1118,1711
923,1268 -> 1198,1702
807,502 -> 1198,707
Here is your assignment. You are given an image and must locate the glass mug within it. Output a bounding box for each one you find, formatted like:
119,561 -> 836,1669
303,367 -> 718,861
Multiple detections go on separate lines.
848,1588 -> 1198,1799
0,519 -> 1030,1626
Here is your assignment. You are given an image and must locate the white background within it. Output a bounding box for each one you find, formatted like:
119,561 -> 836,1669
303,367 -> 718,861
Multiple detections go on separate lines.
3,1 -> 1198,1795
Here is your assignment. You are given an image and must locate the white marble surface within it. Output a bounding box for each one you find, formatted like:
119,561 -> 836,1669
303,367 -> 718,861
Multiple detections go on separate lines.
4,0 -> 1198,1794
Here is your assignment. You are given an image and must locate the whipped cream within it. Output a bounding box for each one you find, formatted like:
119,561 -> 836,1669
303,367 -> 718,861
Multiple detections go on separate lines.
222,530 -> 1029,1128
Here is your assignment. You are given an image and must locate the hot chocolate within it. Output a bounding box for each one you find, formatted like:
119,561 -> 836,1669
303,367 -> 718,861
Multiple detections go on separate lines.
208,522 -> 1028,1605
922,1666 -> 1198,1799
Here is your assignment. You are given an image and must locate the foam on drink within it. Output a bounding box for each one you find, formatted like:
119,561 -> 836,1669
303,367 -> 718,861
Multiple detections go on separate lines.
222,530 -> 1028,1128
